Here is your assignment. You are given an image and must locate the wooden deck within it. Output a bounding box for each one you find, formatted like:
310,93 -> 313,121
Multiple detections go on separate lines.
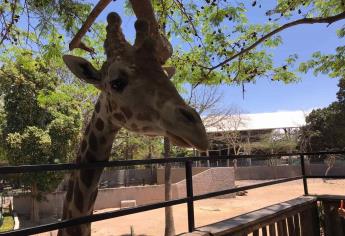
179,195 -> 345,236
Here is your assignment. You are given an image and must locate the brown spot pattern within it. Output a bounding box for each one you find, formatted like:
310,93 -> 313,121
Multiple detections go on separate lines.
156,99 -> 167,108
137,112 -> 152,121
131,123 -> 139,131
120,106 -> 133,119
142,126 -> 153,132
65,225 -> 82,236
80,169 -> 96,187
137,107 -> 160,121
85,124 -> 90,135
95,118 -> 104,131
73,181 -> 84,212
62,203 -> 68,219
95,101 -> 100,113
100,136 -> 106,145
88,189 -> 99,211
66,178 -> 74,202
113,113 -> 126,123
89,131 -> 98,151
112,102 -> 118,110
107,100 -> 113,112
85,151 -> 96,162
81,139 -> 87,153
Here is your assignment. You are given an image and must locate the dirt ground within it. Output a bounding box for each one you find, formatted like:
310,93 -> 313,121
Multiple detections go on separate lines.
32,179 -> 345,236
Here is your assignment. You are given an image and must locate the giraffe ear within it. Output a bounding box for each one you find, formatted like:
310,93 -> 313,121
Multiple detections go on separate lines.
163,66 -> 176,79
63,55 -> 101,85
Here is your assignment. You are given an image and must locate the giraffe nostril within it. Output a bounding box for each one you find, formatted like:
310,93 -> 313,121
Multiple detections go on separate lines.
179,108 -> 197,123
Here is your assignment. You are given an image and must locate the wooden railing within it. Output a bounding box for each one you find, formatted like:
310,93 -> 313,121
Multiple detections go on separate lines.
185,196 -> 321,236
318,195 -> 345,236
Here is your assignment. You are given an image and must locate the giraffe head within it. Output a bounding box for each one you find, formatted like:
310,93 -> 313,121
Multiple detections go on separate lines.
63,12 -> 208,151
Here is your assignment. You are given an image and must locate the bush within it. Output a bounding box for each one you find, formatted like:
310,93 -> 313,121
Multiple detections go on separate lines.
0,213 -> 14,232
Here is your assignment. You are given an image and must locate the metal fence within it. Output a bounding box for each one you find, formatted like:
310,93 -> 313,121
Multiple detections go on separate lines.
0,150 -> 345,235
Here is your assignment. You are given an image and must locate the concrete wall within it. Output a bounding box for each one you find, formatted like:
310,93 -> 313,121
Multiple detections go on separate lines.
174,168 -> 235,198
234,164 -> 345,180
57,169 -> 156,191
13,167 -> 235,216
235,165 -> 301,180
13,192 -> 65,216
13,185 -> 167,217
156,167 -> 209,185
306,164 -> 345,176
95,185 -> 165,210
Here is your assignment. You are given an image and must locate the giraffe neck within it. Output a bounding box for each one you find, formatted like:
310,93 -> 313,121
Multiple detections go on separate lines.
58,96 -> 120,236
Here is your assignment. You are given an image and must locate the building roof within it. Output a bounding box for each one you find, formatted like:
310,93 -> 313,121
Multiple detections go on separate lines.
205,110 -> 308,133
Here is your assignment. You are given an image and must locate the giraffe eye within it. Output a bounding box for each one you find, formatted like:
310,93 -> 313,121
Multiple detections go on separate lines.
110,71 -> 128,92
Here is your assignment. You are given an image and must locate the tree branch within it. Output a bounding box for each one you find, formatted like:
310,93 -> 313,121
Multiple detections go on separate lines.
69,0 -> 112,52
207,11 -> 345,72
0,0 -> 18,46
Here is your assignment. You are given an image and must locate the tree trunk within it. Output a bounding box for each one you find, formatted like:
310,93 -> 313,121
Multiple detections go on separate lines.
226,145 -> 230,167
30,182 -> 39,223
164,137 -> 175,236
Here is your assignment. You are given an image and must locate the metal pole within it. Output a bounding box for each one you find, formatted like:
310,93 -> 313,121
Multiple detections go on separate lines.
300,154 -> 309,195
185,160 -> 195,232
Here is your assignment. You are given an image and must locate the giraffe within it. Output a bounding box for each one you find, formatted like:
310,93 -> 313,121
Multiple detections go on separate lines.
57,10 -> 208,236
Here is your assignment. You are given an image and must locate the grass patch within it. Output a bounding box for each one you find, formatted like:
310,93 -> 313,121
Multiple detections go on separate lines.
0,213 -> 14,232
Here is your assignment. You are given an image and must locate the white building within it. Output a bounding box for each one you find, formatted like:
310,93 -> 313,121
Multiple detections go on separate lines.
203,110 -> 309,155
205,110 -> 308,133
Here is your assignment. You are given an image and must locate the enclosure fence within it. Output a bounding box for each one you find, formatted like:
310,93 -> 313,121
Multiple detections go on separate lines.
0,150 -> 345,235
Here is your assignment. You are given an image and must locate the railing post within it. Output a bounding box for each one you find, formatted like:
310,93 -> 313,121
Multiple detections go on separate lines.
300,154 -> 309,195
185,159 -> 195,232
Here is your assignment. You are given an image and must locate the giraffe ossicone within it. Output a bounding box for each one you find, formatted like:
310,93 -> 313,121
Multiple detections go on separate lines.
58,11 -> 208,236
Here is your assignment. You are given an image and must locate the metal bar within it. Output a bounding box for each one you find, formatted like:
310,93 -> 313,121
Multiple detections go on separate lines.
185,160 -> 195,232
0,151 -> 344,174
0,158 -> 188,174
0,151 -> 344,235
306,175 -> 345,179
300,154 -> 309,195
193,176 -> 302,201
0,176 -> 302,235
0,198 -> 188,236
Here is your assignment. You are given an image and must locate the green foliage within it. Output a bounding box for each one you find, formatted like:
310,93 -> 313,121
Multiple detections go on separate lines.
250,130 -> 298,154
0,213 -> 14,232
112,129 -> 163,160
0,0 -> 91,49
148,0 -> 345,86
300,78 -> 345,151
0,51 -> 81,198
5,127 -> 62,194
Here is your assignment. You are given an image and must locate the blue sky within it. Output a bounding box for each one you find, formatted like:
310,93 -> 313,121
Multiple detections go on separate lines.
94,1 -> 342,114
221,22 -> 342,113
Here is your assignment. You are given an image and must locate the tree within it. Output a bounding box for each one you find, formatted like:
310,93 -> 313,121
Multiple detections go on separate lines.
111,129 -> 163,161
163,137 -> 175,236
209,108 -> 245,156
300,78 -> 345,151
250,129 -> 299,154
0,0 -> 91,49
0,50 -> 82,223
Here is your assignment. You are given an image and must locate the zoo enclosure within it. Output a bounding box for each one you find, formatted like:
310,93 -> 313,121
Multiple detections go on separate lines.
0,150 -> 345,235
